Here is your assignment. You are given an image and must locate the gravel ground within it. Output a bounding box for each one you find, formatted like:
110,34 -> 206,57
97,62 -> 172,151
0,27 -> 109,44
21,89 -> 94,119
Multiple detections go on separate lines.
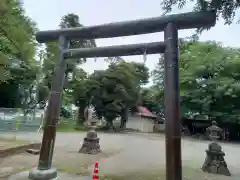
1,132 -> 240,180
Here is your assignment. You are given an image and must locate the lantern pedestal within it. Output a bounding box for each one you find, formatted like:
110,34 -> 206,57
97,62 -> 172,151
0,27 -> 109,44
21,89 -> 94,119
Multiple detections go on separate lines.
202,142 -> 231,176
79,128 -> 101,154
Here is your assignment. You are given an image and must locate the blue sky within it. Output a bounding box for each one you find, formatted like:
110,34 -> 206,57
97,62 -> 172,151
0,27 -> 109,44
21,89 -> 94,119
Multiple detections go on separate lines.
23,0 -> 239,81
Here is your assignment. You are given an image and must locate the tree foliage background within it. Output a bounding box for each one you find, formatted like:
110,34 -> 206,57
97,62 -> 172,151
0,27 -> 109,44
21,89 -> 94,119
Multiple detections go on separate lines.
161,0 -> 240,25
2,0 -> 240,131
0,0 -> 38,110
151,39 -> 240,124
72,60 -> 149,128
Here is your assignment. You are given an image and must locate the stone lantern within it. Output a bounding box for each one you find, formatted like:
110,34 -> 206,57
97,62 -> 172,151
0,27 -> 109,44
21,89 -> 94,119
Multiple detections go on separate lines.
206,121 -> 222,141
201,121 -> 231,176
79,105 -> 105,154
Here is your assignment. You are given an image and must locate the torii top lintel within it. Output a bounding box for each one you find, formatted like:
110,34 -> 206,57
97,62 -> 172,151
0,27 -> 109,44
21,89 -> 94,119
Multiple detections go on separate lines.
36,10 -> 216,43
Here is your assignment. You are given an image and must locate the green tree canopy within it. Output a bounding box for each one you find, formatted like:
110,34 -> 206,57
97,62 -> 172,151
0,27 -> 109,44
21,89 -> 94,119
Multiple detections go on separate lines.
152,39 -> 240,123
161,0 -> 239,25
140,86 -> 164,114
39,13 -> 97,107
72,60 -> 150,129
0,0 -> 38,109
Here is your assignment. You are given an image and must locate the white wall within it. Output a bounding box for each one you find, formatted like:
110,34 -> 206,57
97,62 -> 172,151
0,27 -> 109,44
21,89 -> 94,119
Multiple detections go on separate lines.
126,116 -> 154,133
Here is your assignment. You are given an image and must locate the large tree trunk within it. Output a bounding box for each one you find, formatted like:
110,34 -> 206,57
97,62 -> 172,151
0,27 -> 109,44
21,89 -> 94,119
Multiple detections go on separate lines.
106,120 -> 116,131
120,108 -> 128,129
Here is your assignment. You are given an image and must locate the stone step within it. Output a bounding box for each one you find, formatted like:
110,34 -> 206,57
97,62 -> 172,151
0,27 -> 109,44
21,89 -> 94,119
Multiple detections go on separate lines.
26,148 -> 40,155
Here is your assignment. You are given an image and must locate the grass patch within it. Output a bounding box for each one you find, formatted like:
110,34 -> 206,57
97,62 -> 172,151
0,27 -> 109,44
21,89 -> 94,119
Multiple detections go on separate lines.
102,170 -> 164,180
53,149 -> 123,176
102,173 -> 157,180
57,163 -> 90,176
56,121 -> 87,133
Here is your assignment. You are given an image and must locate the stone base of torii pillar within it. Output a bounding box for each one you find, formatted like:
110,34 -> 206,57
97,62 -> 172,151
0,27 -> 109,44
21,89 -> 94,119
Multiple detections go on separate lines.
202,142 -> 231,176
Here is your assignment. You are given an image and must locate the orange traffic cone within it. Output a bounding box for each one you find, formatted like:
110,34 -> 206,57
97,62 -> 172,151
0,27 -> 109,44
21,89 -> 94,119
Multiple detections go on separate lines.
92,161 -> 100,180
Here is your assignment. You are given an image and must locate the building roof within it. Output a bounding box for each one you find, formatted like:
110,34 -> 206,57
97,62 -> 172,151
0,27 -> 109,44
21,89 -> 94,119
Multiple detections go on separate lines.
135,106 -> 158,118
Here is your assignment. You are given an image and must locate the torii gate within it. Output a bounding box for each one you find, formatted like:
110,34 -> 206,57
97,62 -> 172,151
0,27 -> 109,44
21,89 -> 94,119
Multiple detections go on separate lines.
29,10 -> 216,180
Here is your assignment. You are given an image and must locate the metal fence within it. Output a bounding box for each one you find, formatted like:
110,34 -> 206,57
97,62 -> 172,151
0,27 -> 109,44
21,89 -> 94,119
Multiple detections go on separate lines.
0,108 -> 44,132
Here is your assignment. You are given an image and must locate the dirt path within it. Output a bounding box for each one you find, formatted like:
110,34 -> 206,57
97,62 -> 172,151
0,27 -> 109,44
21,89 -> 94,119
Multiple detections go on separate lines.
0,138 -> 28,150
1,132 -> 240,179
0,132 -> 122,178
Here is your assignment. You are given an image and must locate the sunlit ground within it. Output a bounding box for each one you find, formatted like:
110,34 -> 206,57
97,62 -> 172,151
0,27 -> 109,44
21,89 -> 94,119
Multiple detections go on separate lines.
1,132 -> 240,180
